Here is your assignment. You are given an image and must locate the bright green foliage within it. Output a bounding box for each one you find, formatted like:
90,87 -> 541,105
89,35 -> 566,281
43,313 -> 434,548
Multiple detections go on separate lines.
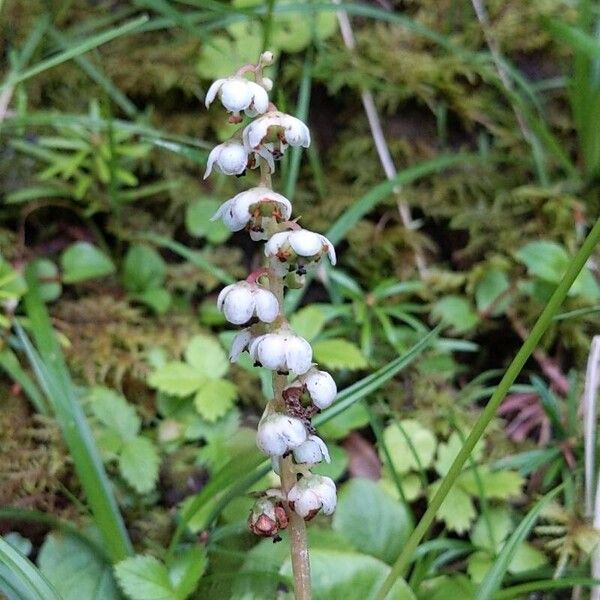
313,338 -> 368,370
185,199 -> 231,244
60,241 -> 115,283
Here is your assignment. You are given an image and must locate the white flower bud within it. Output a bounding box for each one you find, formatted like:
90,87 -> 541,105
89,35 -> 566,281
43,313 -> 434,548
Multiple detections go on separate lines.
205,76 -> 269,116
260,51 -> 274,65
204,139 -> 248,179
217,281 -> 279,325
264,229 -> 336,275
210,187 -> 291,239
261,77 -> 274,92
229,328 -> 254,362
299,368 -> 337,409
288,474 -> 337,519
257,413 -> 307,457
293,435 -> 330,465
249,328 -> 312,375
243,111 -> 310,154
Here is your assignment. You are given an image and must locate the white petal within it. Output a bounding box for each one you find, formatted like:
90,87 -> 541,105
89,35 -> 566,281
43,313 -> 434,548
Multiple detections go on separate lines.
293,490 -> 320,518
210,199 -> 231,222
244,117 -> 271,150
293,435 -> 330,464
320,235 -> 337,265
229,328 -> 252,362
304,369 -> 337,409
264,231 -> 291,258
253,288 -> 279,323
220,78 -> 252,112
223,286 -> 255,325
285,335 -> 312,375
218,142 -> 248,175
245,81 -> 269,116
256,334 -> 287,371
205,78 -> 225,108
285,117 -> 310,147
289,230 -> 323,257
255,145 -> 275,172
203,145 -> 221,179
216,283 -> 236,311
230,190 -> 260,228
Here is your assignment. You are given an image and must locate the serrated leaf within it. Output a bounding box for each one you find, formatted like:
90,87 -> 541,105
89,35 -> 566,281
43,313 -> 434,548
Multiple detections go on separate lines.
185,199 -> 230,243
88,387 -> 140,440
123,244 -> 166,293
460,467 -> 524,500
60,241 -> 115,283
434,432 -> 484,477
382,420 -> 437,475
148,362 -> 205,397
429,481 -> 476,533
432,296 -> 479,333
184,335 -> 229,378
289,305 -> 327,341
115,555 -> 177,600
313,338 -> 367,370
118,436 -> 160,494
39,533 -> 120,600
193,378 -> 237,422
168,546 -> 208,599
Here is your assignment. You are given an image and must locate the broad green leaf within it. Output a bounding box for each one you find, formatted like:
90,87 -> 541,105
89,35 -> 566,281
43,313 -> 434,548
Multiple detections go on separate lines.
382,420 -> 437,475
467,551 -> 493,583
460,467 -> 524,500
60,241 -> 115,283
280,549 -> 416,600
471,507 -> 513,554
115,555 -> 177,600
475,270 -> 510,315
421,575 -> 475,600
123,244 -> 166,293
193,378 -> 237,422
184,334 -> 229,379
148,362 -> 205,397
319,402 -> 370,440
507,542 -> 547,574
88,387 -> 140,440
434,432 -> 484,477
136,288 -> 172,314
185,199 -> 230,243
289,305 -> 327,341
432,296 -> 479,333
168,546 -> 208,599
39,533 -> 119,600
333,479 -> 413,564
31,258 -> 61,302
428,481 -> 476,533
313,338 -> 367,370
118,436 -> 160,494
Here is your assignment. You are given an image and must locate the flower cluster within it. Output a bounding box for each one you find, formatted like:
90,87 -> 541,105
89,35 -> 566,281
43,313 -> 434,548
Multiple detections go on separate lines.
204,52 -> 338,537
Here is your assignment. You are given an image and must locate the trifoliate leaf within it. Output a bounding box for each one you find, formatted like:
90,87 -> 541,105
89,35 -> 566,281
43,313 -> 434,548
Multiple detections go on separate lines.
185,199 -> 230,243
122,244 -> 166,293
88,387 -> 140,440
429,481 -> 476,533
39,533 -> 119,600
118,436 -> 160,494
312,338 -> 367,370
60,241 -> 115,283
432,295 -> 479,333
460,467 -> 524,500
382,420 -> 437,475
194,378 -> 237,421
148,362 -> 205,397
434,432 -> 484,477
184,335 -> 229,379
115,555 -> 177,600
289,305 -> 327,341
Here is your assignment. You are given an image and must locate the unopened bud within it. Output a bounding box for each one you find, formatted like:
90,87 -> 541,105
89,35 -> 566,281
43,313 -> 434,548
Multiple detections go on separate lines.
248,497 -> 288,537
260,51 -> 274,66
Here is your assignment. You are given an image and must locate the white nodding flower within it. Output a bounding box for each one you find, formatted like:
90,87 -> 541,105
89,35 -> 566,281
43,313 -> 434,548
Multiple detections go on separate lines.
249,327 -> 312,375
293,435 -> 330,465
205,76 -> 269,116
300,368 -> 337,409
257,413 -> 307,457
210,186 -> 291,240
229,328 -> 255,362
243,111 -> 310,152
288,474 -> 337,519
217,281 -> 279,325
204,139 -> 248,179
265,229 -> 336,275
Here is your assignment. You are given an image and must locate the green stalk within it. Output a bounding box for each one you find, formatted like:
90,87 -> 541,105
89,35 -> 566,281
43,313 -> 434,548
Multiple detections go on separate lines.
375,216 -> 600,600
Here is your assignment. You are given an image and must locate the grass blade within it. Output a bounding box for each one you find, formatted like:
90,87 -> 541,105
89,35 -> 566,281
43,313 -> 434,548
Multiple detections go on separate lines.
18,269 -> 132,562
494,577 -> 600,599
0,347 -> 47,414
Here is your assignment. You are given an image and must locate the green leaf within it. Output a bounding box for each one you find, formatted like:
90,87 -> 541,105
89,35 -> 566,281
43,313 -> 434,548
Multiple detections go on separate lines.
467,551 -> 493,583
185,199 -> 230,243
507,542 -> 548,574
382,420 -> 437,475
148,362 -> 205,397
115,555 -> 177,600
319,402 -> 370,440
193,378 -> 237,422
475,270 -> 510,315
184,334 -> 229,379
434,432 -> 484,477
428,481 -> 476,533
135,288 -> 172,314
312,444 -> 348,480
88,387 -> 140,440
313,338 -> 367,370
471,507 -> 513,554
289,305 -> 327,341
0,256 -> 26,299
60,241 -> 115,283
118,436 -> 160,494
30,258 -> 61,302
459,467 -> 524,500
333,479 -> 413,564
39,533 -> 119,600
168,546 -> 207,599
432,296 -> 479,333
123,244 -> 166,293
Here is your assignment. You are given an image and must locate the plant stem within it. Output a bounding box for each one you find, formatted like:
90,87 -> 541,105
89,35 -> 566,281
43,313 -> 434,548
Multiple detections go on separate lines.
375,216 -> 600,600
